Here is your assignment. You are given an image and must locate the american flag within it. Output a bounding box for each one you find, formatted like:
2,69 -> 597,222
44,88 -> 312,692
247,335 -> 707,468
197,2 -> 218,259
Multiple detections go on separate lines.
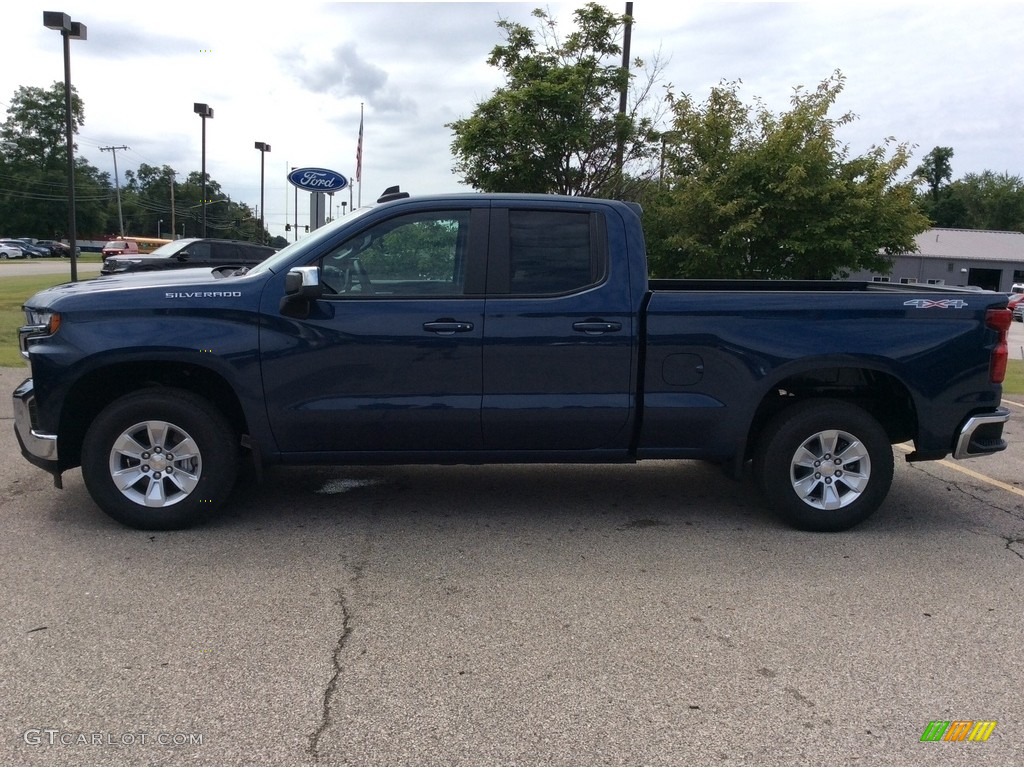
355,112 -> 363,183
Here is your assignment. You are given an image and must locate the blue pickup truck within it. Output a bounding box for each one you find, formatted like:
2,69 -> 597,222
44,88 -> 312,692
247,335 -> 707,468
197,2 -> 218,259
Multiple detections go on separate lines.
14,192 -> 1012,532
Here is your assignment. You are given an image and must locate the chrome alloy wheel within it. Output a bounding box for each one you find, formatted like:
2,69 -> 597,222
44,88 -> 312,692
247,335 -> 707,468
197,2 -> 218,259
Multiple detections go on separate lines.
108,420 -> 202,507
789,428 -> 871,510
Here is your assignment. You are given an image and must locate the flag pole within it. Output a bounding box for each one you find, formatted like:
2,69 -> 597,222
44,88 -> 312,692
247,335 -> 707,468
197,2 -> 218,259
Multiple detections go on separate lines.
356,102 -> 364,208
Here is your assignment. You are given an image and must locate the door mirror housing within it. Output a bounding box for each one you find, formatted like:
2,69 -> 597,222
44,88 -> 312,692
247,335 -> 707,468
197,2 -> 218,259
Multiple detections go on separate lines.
284,266 -> 323,299
280,266 -> 323,319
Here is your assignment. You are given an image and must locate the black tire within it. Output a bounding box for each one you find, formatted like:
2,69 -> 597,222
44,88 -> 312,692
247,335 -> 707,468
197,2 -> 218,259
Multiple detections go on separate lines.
81,389 -> 239,530
753,399 -> 894,532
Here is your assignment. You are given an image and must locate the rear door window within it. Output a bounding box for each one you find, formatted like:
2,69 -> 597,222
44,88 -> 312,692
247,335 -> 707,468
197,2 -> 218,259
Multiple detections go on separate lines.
504,210 -> 606,295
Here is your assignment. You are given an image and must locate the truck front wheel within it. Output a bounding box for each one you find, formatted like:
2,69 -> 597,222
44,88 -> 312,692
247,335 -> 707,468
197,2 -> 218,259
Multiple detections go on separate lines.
81,389 -> 239,530
753,400 -> 894,532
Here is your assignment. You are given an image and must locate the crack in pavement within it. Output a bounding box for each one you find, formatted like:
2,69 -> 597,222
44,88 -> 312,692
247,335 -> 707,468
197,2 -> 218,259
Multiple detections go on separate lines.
308,590 -> 352,763
1003,536 -> 1024,561
947,478 -> 1021,519
306,486 -> 383,764
904,464 -> 1024,563
905,462 -> 1024,523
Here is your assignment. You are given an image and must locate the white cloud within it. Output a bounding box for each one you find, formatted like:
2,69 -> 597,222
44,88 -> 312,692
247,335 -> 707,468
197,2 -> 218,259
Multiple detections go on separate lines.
3,1 -> 1022,240
285,42 -> 390,100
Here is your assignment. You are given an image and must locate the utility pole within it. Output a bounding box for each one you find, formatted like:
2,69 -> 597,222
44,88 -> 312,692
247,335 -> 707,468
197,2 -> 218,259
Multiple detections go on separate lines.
615,2 -> 633,194
100,145 -> 129,235
169,170 -> 176,238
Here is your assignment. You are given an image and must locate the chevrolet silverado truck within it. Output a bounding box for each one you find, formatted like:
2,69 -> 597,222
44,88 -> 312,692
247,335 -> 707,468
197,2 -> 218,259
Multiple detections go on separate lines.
14,192 -> 1012,532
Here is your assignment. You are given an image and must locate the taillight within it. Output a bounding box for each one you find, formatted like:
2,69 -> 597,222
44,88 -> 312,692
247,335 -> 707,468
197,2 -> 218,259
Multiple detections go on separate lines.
986,308 -> 1011,383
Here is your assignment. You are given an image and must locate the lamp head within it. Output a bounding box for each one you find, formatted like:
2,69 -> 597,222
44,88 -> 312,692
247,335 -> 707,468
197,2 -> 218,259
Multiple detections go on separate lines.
43,11 -> 70,31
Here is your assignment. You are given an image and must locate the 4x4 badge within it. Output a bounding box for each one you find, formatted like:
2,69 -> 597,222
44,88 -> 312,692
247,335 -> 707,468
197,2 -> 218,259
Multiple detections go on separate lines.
903,299 -> 969,309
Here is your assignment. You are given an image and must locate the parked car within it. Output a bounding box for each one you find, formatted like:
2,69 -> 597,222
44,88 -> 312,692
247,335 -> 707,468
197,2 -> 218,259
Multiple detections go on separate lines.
1007,293 -> 1024,321
45,241 -> 80,257
13,239 -> 51,258
0,242 -> 24,259
100,238 -> 277,274
35,240 -> 70,257
1014,302 -> 1024,322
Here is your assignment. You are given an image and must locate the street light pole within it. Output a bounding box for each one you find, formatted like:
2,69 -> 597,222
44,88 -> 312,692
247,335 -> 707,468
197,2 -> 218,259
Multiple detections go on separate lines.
254,142 -> 271,243
43,11 -> 87,282
193,102 -> 213,237
291,167 -> 298,243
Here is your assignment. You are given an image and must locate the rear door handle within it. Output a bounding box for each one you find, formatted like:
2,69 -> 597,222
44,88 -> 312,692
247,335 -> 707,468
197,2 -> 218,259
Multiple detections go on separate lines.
423,321 -> 475,335
573,321 -> 622,335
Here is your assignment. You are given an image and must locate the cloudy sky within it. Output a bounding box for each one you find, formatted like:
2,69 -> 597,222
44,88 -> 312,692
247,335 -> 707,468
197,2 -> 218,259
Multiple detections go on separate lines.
3,1 -> 1022,240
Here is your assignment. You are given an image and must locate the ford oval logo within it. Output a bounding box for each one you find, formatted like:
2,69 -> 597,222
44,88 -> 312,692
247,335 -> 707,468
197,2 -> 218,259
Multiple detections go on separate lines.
287,167 -> 348,191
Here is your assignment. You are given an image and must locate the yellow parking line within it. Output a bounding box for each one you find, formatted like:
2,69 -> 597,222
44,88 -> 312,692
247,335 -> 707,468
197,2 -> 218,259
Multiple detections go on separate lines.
1003,398 -> 1024,409
896,443 -> 1024,499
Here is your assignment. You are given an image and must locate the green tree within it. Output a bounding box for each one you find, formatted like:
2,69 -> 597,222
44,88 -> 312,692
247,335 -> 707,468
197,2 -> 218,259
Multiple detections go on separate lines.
0,82 -> 83,170
0,82 -> 113,238
914,146 -> 954,202
936,171 -> 1024,231
447,3 -> 663,197
118,165 -> 268,242
121,163 -> 179,237
913,145 -> 962,226
0,82 -> 272,243
646,71 -> 929,279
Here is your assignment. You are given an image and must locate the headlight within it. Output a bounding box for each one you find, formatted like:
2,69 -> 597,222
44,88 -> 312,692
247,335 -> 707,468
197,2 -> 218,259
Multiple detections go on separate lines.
24,308 -> 60,332
19,309 -> 61,358
103,260 -> 137,272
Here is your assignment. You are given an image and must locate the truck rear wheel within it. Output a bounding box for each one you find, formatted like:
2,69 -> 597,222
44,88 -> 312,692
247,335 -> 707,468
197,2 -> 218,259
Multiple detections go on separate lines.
81,389 -> 238,530
754,400 -> 894,532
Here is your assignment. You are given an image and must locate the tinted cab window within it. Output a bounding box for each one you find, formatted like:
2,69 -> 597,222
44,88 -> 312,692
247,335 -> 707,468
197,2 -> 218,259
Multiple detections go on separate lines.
508,210 -> 604,295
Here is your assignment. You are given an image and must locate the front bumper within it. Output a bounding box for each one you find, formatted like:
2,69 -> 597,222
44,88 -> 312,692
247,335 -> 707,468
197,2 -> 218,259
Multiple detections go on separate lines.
13,379 -> 61,482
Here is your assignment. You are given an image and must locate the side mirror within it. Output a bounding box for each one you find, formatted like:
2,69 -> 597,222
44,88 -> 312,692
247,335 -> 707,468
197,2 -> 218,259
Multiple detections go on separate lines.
280,266 -> 324,318
284,266 -> 323,299
176,250 -> 190,262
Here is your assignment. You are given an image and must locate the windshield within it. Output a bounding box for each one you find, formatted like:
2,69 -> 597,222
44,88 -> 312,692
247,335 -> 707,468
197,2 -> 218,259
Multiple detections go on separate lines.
246,205 -> 378,276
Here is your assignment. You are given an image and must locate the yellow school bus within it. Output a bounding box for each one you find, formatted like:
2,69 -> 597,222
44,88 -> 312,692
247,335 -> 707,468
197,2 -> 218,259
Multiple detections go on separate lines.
127,236 -> 173,253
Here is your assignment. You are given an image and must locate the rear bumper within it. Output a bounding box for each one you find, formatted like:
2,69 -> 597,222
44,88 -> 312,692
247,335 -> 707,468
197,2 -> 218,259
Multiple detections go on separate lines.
953,407 -> 1011,459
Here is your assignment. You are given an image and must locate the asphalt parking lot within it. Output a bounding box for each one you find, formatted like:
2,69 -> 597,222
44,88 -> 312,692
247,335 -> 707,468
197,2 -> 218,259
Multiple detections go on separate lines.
1,363 -> 1022,766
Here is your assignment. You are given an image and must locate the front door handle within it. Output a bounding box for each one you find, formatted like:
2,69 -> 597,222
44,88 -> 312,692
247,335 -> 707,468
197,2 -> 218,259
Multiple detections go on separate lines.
423,320 -> 475,335
573,320 -> 622,335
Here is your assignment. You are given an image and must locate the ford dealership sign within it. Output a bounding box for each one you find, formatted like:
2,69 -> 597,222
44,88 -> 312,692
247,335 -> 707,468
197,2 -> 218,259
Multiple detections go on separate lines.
287,167 -> 348,192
